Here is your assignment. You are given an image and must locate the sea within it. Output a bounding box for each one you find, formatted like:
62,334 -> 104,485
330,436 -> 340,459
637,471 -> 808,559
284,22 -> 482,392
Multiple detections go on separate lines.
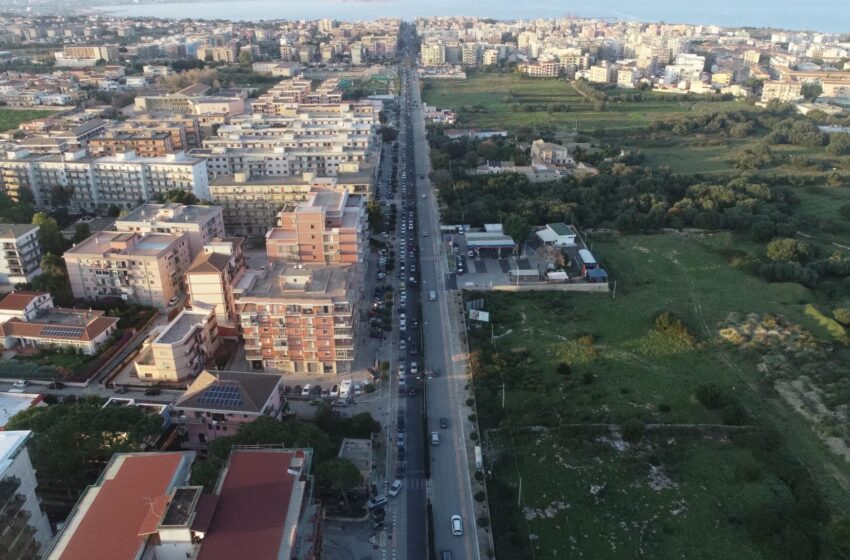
94,0 -> 850,34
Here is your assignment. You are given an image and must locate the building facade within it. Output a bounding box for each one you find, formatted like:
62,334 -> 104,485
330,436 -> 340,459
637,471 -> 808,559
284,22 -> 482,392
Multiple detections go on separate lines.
0,224 -> 41,286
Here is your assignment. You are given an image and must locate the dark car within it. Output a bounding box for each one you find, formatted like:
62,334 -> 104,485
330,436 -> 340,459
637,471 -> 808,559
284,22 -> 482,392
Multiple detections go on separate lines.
310,385 -> 322,396
144,388 -> 161,396
371,506 -> 386,520
408,388 -> 418,397
114,386 -> 129,394
396,464 -> 406,479
282,385 -> 292,395
46,381 -> 65,389
397,417 -> 406,432
397,448 -> 406,461
440,417 -> 448,429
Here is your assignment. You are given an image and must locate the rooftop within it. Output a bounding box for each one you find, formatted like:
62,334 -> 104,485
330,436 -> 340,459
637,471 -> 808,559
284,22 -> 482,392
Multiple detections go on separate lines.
238,264 -> 351,301
197,449 -> 307,560
119,203 -> 221,226
0,223 -> 38,239
46,452 -> 196,560
0,430 -> 31,474
187,250 -> 233,274
0,291 -> 48,311
0,308 -> 118,342
154,305 -> 213,345
66,231 -> 184,258
548,223 -> 577,237
175,370 -> 282,414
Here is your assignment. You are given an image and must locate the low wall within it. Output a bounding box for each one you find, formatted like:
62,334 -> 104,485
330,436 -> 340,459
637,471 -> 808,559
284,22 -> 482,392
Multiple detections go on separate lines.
484,282 -> 609,293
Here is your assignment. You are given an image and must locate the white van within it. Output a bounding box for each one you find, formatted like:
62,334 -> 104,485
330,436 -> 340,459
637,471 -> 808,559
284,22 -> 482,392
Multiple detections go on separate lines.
428,290 -> 437,302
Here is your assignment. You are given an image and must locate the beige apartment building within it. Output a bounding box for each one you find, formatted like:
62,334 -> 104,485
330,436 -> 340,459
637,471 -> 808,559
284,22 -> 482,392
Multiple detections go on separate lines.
134,303 -> 220,383
235,264 -> 356,375
186,238 -> 246,333
208,170 -> 374,236
266,190 -> 365,265
115,203 -> 225,258
64,231 -> 192,308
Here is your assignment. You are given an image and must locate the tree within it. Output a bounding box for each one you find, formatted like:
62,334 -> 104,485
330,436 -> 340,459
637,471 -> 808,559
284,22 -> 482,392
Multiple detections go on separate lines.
155,189 -> 199,205
767,237 -> 810,262
6,397 -> 162,495
464,150 -> 479,168
366,200 -> 383,233
71,223 -> 91,244
0,189 -> 34,224
30,253 -> 73,305
106,204 -> 122,217
801,82 -> 823,102
503,214 -> 530,244
315,458 -> 362,492
32,212 -> 66,256
238,50 -> 252,65
695,383 -> 724,409
827,132 -> 850,156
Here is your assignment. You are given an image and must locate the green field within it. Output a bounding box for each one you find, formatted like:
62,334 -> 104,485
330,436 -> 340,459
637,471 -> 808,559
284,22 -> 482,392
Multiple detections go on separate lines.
0,108 -> 57,132
470,233 -> 850,559
421,73 -> 742,133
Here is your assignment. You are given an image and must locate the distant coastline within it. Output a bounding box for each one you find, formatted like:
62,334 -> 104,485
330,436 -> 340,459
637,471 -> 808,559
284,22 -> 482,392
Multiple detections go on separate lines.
91,0 -> 850,33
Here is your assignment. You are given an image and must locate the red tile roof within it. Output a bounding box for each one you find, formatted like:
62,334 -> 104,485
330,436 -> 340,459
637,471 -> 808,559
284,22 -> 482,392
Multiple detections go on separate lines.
0,291 -> 48,311
55,453 -> 188,560
197,450 -> 302,560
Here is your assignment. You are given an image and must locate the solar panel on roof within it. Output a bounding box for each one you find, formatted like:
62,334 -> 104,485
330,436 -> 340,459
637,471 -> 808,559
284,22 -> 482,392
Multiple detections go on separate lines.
41,325 -> 86,338
197,384 -> 243,408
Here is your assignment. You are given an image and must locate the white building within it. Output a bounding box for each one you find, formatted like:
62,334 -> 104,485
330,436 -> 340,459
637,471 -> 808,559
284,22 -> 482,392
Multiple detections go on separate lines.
0,431 -> 53,557
0,224 -> 42,286
116,203 -> 225,258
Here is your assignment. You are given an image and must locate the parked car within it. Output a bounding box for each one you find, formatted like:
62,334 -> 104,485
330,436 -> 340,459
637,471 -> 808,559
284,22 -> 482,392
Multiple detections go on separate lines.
46,381 -> 64,389
301,384 -> 312,396
431,432 -> 440,446
367,496 -> 388,510
114,386 -> 129,394
144,388 -> 161,396
389,479 -> 403,497
330,384 -> 340,397
439,417 -> 448,429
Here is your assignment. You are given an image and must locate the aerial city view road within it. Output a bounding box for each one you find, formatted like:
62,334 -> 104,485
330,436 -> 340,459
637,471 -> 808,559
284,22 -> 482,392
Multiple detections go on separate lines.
0,2 -> 849,560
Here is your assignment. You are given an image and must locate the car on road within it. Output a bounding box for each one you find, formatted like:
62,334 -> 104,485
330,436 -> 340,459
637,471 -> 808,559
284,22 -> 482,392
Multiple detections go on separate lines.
389,479 -> 403,497
397,417 -> 405,432
408,387 -> 418,397
423,231 -> 429,237
168,296 -> 180,307
431,432 -> 440,445
12,379 -> 28,389
429,290 -> 437,302
451,515 -> 463,536
421,193 -> 426,199
114,386 -> 129,394
144,388 -> 161,396
301,384 -> 312,396
46,381 -> 64,389
397,433 -> 405,447
439,417 -> 448,429
367,496 -> 388,510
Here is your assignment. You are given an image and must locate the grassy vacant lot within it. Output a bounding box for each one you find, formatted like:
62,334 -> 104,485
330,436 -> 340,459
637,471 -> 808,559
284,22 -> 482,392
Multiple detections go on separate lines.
470,233 -> 850,559
0,108 -> 57,132
421,73 -> 741,133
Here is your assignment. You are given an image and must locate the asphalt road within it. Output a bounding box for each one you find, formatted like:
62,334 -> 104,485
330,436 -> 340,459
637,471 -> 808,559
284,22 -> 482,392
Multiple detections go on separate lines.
402,62 -> 482,559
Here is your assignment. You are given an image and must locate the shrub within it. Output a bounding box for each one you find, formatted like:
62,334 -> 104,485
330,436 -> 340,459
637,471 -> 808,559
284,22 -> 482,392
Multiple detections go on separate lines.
474,491 -> 486,502
581,371 -> 594,384
622,418 -> 645,443
477,515 -> 490,527
474,470 -> 484,481
653,311 -> 696,346
696,383 -> 724,409
658,403 -> 671,413
557,362 -> 571,376
470,431 -> 479,442
465,397 -> 475,407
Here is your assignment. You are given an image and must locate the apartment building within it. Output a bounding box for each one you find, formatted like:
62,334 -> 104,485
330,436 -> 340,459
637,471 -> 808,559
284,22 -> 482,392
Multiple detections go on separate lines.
589,63 -> 616,83
0,431 -> 53,559
117,115 -> 203,151
116,203 -> 225,258
266,189 -> 365,265
0,224 -> 41,286
235,264 -> 357,375
524,60 -> 561,77
420,42 -> 446,66
0,290 -> 53,323
0,149 -> 211,211
197,43 -> 238,63
209,171 -> 373,236
64,231 -> 192,308
173,370 -> 283,449
186,238 -> 246,330
134,303 -> 220,383
88,130 -> 175,158
134,92 -> 244,116
761,80 -> 804,102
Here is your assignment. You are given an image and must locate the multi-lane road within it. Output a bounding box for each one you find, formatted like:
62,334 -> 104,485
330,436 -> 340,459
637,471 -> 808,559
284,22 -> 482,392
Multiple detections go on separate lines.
387,26 -> 485,560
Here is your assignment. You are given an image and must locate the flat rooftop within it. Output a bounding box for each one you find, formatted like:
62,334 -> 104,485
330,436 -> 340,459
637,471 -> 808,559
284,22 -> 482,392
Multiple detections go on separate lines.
155,307 -> 210,345
0,394 -> 40,429
119,203 -> 220,226
238,265 -> 350,300
0,430 -> 31,473
67,231 -> 183,258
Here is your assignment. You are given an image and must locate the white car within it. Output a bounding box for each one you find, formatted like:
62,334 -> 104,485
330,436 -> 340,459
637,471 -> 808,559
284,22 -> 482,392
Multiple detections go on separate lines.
389,479 -> 403,497
353,383 -> 363,396
431,431 -> 440,445
301,384 -> 312,396
451,515 -> 463,536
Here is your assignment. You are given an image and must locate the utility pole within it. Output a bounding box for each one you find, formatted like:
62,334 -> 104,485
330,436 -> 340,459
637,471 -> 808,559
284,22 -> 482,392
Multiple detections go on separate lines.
502,383 -> 505,408
611,279 -> 617,300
